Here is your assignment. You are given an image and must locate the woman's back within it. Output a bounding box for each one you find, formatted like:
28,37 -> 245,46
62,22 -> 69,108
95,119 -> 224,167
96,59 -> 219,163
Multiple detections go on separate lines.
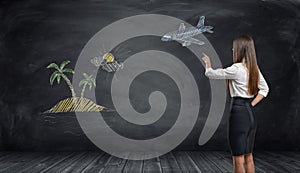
229,62 -> 253,98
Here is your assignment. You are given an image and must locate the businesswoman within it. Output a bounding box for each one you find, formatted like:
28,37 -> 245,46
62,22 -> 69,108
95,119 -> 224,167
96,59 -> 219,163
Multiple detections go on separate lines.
202,35 -> 269,173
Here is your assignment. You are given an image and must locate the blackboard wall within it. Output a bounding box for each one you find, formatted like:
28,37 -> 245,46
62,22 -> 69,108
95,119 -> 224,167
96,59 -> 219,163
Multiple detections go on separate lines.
0,0 -> 300,151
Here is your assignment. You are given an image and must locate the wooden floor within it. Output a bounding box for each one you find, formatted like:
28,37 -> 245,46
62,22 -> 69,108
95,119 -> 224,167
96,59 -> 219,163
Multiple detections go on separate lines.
0,151 -> 300,173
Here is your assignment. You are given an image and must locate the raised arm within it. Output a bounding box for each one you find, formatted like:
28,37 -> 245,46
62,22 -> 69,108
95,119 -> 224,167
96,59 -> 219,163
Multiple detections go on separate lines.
204,64 -> 239,79
202,53 -> 238,79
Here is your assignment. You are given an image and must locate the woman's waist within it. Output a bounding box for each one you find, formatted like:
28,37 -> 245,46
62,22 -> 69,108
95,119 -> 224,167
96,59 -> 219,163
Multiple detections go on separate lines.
231,96 -> 253,104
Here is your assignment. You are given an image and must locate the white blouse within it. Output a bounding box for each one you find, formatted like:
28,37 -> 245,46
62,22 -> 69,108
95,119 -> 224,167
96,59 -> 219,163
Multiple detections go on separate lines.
204,62 -> 269,98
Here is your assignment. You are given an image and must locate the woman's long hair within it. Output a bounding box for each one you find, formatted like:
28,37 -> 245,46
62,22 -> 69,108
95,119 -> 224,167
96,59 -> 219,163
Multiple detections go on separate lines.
226,35 -> 260,95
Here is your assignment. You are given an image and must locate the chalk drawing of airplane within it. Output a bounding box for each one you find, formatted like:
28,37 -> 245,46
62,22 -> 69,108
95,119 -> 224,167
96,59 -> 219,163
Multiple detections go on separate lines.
161,16 -> 213,47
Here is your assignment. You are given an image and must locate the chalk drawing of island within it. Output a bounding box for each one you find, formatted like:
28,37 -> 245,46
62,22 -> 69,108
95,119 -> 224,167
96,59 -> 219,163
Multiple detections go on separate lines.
43,60 -> 114,113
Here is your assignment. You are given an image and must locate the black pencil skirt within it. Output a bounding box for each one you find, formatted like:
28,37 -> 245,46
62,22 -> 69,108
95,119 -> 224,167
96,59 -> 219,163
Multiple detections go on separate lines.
227,96 -> 257,156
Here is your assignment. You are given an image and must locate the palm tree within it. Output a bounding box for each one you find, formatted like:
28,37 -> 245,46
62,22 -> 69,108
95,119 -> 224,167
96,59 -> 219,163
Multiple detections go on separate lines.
79,73 -> 96,98
47,60 -> 76,98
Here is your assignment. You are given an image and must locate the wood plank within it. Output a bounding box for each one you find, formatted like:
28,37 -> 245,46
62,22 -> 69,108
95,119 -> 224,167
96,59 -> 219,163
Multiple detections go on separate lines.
0,152 -> 48,173
172,151 -> 201,172
0,151 -> 23,163
252,152 -> 287,173
277,151 -> 300,164
187,151 -> 222,173
22,152 -> 74,173
143,157 -> 162,173
16,152 -> 53,173
0,152 -> 11,160
202,151 -> 232,172
81,152 -> 110,173
100,155 -> 127,173
0,151 -> 299,172
60,151 -> 100,173
122,159 -> 143,173
43,152 -> 87,172
262,151 -> 300,171
0,152 -> 27,171
159,152 -> 182,173
255,151 -> 300,173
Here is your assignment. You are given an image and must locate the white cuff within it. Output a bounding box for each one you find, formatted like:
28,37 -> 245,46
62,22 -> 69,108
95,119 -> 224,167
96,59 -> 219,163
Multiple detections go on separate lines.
258,90 -> 269,97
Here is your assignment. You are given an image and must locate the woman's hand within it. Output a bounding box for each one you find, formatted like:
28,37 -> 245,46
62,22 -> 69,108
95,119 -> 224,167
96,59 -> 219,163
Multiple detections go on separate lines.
202,53 -> 211,68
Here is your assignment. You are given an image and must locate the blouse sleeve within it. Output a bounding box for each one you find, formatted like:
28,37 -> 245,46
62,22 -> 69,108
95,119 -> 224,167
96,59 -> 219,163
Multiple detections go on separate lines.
204,63 -> 239,79
257,68 -> 269,97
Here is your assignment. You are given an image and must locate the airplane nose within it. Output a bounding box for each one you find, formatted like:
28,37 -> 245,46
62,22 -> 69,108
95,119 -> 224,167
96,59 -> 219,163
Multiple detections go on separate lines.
161,35 -> 170,41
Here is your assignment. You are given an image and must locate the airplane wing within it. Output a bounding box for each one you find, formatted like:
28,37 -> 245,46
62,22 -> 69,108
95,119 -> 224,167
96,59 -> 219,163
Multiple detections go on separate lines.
197,16 -> 205,28
180,37 -> 205,45
178,23 -> 185,34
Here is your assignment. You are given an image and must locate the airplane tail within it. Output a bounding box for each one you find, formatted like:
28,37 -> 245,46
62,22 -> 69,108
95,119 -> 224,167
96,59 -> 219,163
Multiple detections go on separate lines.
197,16 -> 205,28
